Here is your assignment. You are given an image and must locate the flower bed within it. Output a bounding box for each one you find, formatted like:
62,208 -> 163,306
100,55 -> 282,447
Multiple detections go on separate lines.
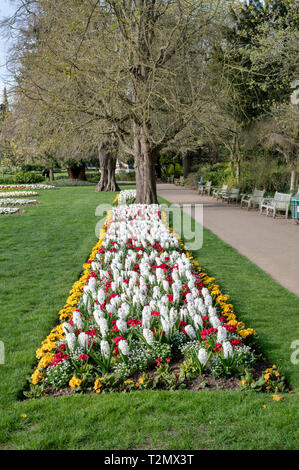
0,184 -> 55,190
0,191 -> 39,198
26,195 -> 288,398
0,198 -> 39,206
0,207 -> 21,215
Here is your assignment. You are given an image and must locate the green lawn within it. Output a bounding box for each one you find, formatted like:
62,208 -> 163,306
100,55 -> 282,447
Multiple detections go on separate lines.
0,186 -> 298,450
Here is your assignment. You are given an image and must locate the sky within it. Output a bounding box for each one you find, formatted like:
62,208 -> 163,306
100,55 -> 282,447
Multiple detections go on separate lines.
0,0 -> 17,99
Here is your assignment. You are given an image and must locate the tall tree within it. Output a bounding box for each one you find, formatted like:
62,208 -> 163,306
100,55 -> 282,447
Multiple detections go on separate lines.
5,0 -> 223,203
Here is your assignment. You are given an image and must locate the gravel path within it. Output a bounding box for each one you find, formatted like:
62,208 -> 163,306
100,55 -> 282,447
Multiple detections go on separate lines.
157,183 -> 299,297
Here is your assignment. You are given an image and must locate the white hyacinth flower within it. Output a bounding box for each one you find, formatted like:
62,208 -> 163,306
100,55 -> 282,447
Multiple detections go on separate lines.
198,348 -> 208,366
162,280 -> 169,292
223,341 -> 234,359
97,288 -> 106,304
161,318 -> 172,335
193,314 -> 203,330
210,316 -> 221,329
185,325 -> 197,339
100,340 -> 110,359
217,325 -> 227,343
204,295 -> 213,306
88,277 -> 97,292
116,319 -> 128,333
62,322 -> 73,335
65,332 -> 76,352
78,332 -> 89,350
98,318 -> 109,337
143,328 -> 154,346
72,311 -> 83,330
201,288 -> 209,297
118,339 -> 129,356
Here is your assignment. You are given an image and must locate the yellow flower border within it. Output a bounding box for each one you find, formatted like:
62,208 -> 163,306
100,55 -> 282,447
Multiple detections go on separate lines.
31,210 -> 113,385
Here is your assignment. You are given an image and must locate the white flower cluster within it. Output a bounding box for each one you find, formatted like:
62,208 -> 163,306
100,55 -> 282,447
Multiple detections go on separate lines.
0,184 -> 55,189
0,198 -> 38,206
117,190 -> 136,205
0,207 -> 20,215
0,191 -> 38,198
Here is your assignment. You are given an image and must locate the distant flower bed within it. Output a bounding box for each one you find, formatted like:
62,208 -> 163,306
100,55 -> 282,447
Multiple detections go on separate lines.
0,198 -> 39,206
0,184 -> 55,190
25,193 -> 289,400
0,207 -> 21,215
0,191 -> 39,198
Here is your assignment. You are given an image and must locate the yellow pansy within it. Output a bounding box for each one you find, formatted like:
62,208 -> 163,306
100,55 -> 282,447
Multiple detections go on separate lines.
69,376 -> 82,388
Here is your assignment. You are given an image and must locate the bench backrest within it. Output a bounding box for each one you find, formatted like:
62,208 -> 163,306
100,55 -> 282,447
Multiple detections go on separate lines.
230,188 -> 239,195
273,192 -> 291,208
221,184 -> 228,192
205,181 -> 212,188
252,188 -> 265,198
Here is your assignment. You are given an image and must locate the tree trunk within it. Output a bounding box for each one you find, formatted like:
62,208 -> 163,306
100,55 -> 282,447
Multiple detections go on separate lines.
67,163 -> 86,180
95,143 -> 120,192
236,159 -> 241,185
290,168 -> 297,191
49,168 -> 55,182
183,152 -> 191,178
133,121 -> 158,204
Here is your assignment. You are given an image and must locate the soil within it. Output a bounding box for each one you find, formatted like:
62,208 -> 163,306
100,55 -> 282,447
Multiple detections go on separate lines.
38,356 -> 270,399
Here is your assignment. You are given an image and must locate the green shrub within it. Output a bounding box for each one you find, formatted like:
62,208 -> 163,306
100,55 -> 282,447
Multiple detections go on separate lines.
0,175 -> 14,184
186,172 -> 199,187
201,162 -> 231,187
115,171 -> 136,181
13,171 -> 45,184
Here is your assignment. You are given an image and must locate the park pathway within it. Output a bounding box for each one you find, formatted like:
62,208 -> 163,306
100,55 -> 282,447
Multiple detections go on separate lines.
157,183 -> 299,298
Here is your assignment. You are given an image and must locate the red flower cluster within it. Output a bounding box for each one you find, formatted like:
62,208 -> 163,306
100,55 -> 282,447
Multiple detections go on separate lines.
213,343 -> 222,353
224,324 -> 237,333
114,336 -> 126,345
85,329 -> 97,337
50,351 -> 70,367
78,354 -> 89,361
200,328 -> 218,339
155,357 -> 170,367
128,318 -> 142,327
151,311 -> 160,317
230,339 -> 242,347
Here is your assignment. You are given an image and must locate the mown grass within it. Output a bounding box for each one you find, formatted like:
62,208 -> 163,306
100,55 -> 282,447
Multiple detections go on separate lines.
0,186 -> 298,450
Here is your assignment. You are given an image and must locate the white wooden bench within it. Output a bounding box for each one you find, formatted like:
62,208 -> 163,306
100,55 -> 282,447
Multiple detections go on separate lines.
198,181 -> 212,195
260,192 -> 291,218
241,189 -> 265,210
174,176 -> 184,186
222,188 -> 240,204
203,181 -> 212,196
212,184 -> 228,199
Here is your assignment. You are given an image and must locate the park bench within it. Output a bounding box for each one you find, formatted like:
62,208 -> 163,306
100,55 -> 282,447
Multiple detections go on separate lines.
260,192 -> 291,218
241,188 -> 265,210
212,184 -> 228,199
199,181 -> 212,196
174,176 -> 184,186
222,187 -> 240,204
